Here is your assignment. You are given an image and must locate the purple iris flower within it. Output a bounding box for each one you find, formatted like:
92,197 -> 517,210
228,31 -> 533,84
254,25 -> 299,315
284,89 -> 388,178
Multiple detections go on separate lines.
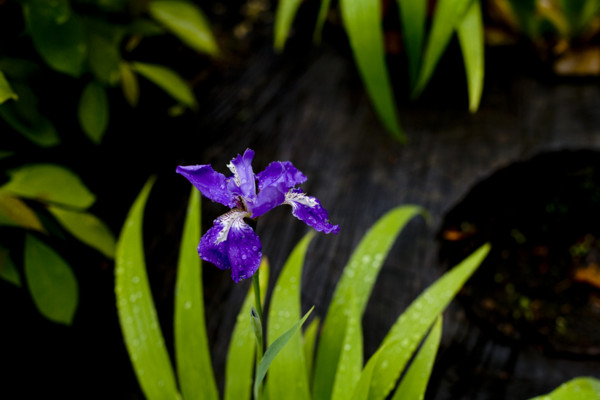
176,149 -> 339,282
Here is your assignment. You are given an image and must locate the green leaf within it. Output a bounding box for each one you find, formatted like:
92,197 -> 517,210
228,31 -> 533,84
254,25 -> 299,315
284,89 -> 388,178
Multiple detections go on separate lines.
254,306 -> 314,400
88,33 -> 122,86
0,191 -> 44,231
225,258 -> 269,400
356,243 -> 491,400
391,316 -> 442,400
78,81 -> 109,144
1,164 -> 95,210
397,0 -> 427,87
115,177 -> 181,400
24,0 -> 87,77
0,246 -> 21,287
303,316 -> 319,384
274,0 -> 303,51
339,0 -> 405,142
24,234 -> 78,325
413,0 -> 473,98
456,0 -> 484,113
120,62 -> 140,107
174,189 -> 219,400
313,205 -> 426,400
148,0 -> 219,56
131,62 -> 197,108
313,0 -> 333,44
0,71 -> 18,104
529,377 -> 600,400
48,206 -> 115,258
266,233 -> 314,400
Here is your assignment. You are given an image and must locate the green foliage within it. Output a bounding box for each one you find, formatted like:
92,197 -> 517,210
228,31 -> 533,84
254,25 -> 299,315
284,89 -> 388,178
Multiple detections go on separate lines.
131,62 -> 198,109
0,246 -> 22,287
0,71 -> 18,104
78,81 -> 109,144
397,0 -> 427,87
0,191 -> 44,231
274,0 -> 303,51
457,0 -> 485,113
529,377 -> 600,400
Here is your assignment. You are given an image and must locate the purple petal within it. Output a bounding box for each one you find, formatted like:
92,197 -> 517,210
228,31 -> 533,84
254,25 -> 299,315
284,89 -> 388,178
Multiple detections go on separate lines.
176,165 -> 236,208
285,189 -> 340,234
251,185 -> 285,217
257,161 -> 307,192
227,149 -> 257,201
197,210 -> 262,282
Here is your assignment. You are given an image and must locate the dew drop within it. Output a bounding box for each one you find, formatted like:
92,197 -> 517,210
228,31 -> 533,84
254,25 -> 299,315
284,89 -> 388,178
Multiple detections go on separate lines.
132,276 -> 140,284
184,301 -> 192,309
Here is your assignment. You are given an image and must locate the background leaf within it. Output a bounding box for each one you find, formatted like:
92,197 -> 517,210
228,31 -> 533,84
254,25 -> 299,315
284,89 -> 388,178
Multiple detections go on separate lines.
397,0 -> 427,87
274,0 -> 303,51
131,62 -> 197,109
0,70 -> 18,103
149,0 -> 219,56
87,29 -> 122,86
120,62 -> 140,107
174,189 -> 219,400
529,377 -> 600,400
339,0 -> 404,141
24,234 -> 78,325
457,0 -> 485,112
0,246 -> 21,287
266,232 -> 314,400
0,191 -> 44,231
115,178 -> 180,400
78,81 -> 109,144
48,206 -> 115,258
1,164 -> 95,209
313,0 -> 333,44
302,316 -> 319,385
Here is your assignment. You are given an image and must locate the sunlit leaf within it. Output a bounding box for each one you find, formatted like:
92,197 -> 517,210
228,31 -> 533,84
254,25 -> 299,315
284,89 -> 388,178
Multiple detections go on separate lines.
0,191 -> 44,231
254,307 -> 314,400
0,71 -> 18,104
339,0 -> 405,141
24,0 -> 86,77
303,316 -> 319,383
225,258 -> 269,400
24,234 -> 78,325
1,164 -> 95,209
0,246 -> 21,287
174,189 -> 219,400
313,0 -> 333,44
391,316 -> 442,400
274,0 -> 303,51
529,377 -> 600,400
457,0 -> 484,112
48,206 -> 115,258
78,81 -> 109,144
131,62 -> 197,108
413,0 -> 473,98
397,0 -> 427,87
356,244 -> 490,400
148,0 -> 219,56
313,205 -> 426,400
115,177 -> 181,400
120,62 -> 139,107
266,233 -> 314,400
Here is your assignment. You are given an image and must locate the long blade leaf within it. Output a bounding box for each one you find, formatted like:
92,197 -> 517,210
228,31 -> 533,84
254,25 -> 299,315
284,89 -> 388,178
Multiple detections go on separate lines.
397,0 -> 427,87
529,377 -> 600,400
274,0 -> 303,51
456,0 -> 484,112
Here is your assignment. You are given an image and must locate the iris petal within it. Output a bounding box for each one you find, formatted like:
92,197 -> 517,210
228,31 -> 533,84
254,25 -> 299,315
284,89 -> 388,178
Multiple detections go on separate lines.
251,185 -> 286,217
227,149 -> 257,201
285,189 -> 340,234
257,161 -> 307,192
176,165 -> 235,208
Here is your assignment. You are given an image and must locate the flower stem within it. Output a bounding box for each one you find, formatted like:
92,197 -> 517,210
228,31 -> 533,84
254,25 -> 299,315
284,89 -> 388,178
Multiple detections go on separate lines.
252,271 -> 264,400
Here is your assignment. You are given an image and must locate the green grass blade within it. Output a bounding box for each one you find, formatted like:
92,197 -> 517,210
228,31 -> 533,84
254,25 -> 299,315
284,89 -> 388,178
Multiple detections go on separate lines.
412,0 -> 473,98
274,0 -> 303,51
313,0 -> 333,44
254,307 -> 314,400
302,316 -> 320,384
456,0 -> 484,113
225,258 -> 269,400
391,316 -> 442,400
313,205 -> 425,400
174,189 -> 218,400
339,0 -> 405,141
359,243 -> 490,400
397,0 -> 427,87
115,177 -> 180,400
529,377 -> 600,400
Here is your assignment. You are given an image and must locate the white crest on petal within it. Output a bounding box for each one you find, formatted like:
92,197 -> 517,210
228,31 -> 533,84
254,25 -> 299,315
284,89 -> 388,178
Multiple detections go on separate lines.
215,209 -> 250,244
227,161 -> 241,187
284,191 -> 317,208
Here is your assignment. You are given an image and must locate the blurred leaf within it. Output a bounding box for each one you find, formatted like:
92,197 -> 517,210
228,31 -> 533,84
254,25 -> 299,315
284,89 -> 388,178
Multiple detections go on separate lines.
528,377 -> 600,400
0,246 -> 21,287
24,234 -> 78,325
24,0 -> 87,77
0,151 -> 14,160
0,83 -> 59,147
413,0 -> 473,98
225,258 -> 269,400
254,306 -> 314,400
457,0 -> 484,112
88,33 -> 122,85
357,243 -> 490,400
391,316 -> 442,400
0,191 -> 44,231
267,233 -> 314,400
0,71 -> 18,104
314,0 -> 333,44
303,316 -> 319,383
115,177 -> 181,400
148,0 -> 219,56
0,58 -> 42,80
78,81 -> 109,144
339,0 -> 405,141
397,0 -> 427,88
1,164 -> 95,209
120,62 -> 140,107
313,205 -> 425,400
174,189 -> 219,400
555,0 -> 600,36
505,0 -> 537,37
131,62 -> 197,108
48,206 -> 115,258
274,0 -> 302,51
